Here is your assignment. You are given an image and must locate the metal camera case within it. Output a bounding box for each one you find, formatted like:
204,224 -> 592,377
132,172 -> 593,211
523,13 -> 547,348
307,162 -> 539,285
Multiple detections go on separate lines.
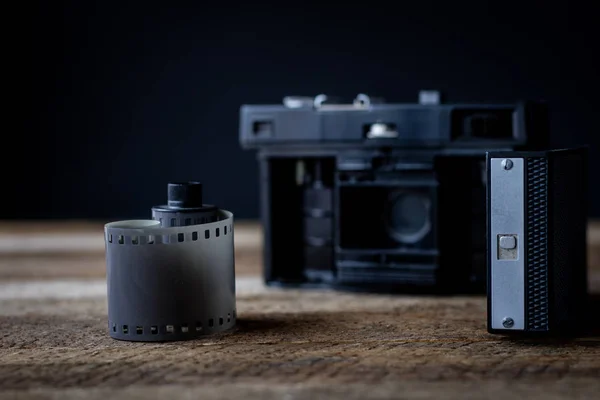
486,147 -> 588,335
239,91 -> 549,294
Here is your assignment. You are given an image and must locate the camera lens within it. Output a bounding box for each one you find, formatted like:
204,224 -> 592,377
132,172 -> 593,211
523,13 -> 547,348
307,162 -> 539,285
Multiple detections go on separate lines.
384,191 -> 431,244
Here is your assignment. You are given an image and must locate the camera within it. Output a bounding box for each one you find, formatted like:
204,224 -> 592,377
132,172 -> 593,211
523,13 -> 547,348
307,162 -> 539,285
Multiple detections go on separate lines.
239,91 -> 549,294
487,147 -> 588,335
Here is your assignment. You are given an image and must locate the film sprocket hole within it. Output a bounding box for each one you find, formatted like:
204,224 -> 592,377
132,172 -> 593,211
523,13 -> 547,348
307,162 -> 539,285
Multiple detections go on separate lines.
239,91 -> 550,294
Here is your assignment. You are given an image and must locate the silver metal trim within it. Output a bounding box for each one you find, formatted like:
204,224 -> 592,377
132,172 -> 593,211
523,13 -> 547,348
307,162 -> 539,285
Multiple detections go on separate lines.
490,158 -> 525,330
418,90 -> 441,105
283,96 -> 313,108
353,93 -> 371,107
365,123 -> 399,139
313,93 -> 373,111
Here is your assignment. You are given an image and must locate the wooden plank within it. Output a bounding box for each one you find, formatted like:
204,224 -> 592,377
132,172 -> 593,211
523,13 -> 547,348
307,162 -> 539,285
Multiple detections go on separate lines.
0,221 -> 598,399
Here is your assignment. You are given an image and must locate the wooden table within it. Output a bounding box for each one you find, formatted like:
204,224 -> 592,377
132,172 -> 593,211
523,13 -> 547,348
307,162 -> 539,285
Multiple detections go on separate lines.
0,221 -> 598,399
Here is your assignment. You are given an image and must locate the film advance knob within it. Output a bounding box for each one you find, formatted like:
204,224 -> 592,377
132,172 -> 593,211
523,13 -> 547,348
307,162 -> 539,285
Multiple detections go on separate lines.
168,182 -> 203,209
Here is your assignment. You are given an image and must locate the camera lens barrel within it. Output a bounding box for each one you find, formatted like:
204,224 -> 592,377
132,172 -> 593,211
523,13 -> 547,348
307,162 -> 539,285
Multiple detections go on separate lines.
384,190 -> 432,244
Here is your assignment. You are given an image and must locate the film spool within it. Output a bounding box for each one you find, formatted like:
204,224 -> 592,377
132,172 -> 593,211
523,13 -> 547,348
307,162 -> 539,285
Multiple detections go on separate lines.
104,183 -> 236,342
151,182 -> 219,227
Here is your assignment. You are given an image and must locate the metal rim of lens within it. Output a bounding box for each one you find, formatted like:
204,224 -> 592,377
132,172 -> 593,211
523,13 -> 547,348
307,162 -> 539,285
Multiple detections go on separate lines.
383,190 -> 432,244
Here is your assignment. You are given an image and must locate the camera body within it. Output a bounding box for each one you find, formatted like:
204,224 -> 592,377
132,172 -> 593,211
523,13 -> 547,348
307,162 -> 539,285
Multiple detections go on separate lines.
239,92 -> 549,293
487,147 -> 588,335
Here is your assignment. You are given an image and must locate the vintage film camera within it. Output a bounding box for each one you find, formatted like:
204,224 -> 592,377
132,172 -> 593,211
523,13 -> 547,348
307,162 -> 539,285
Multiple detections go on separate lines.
486,147 -> 589,335
239,91 -> 549,294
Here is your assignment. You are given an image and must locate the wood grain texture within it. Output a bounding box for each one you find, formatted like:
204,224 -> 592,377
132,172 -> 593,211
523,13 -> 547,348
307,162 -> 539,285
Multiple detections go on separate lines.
0,221 -> 262,280
0,221 -> 598,399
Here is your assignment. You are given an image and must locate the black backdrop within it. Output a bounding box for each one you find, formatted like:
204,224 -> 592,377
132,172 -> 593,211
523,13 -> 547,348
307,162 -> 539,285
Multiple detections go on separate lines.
23,1 -> 599,220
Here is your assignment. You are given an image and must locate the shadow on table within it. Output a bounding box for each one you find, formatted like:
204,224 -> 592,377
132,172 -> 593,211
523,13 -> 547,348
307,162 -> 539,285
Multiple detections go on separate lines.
501,293 -> 600,348
234,317 -> 293,333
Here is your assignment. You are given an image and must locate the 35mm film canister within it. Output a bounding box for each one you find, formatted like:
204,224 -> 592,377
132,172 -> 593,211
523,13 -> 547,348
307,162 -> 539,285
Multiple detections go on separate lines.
104,182 -> 236,342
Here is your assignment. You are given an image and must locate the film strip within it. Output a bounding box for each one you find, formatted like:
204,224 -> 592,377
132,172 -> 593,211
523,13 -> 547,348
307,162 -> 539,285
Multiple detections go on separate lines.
104,183 -> 236,342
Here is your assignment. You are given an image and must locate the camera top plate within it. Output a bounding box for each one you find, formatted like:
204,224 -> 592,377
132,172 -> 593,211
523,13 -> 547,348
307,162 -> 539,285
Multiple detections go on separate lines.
240,91 -> 549,152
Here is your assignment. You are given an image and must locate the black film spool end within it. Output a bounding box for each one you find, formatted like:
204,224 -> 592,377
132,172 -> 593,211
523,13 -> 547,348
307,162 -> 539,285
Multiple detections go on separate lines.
152,181 -> 218,226
167,182 -> 203,209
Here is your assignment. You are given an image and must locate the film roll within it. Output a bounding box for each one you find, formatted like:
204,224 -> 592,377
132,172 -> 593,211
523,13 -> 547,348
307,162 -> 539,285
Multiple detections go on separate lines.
104,209 -> 236,342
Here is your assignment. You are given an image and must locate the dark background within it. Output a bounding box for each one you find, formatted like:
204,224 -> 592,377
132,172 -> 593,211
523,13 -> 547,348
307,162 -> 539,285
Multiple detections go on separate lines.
24,1 -> 599,220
